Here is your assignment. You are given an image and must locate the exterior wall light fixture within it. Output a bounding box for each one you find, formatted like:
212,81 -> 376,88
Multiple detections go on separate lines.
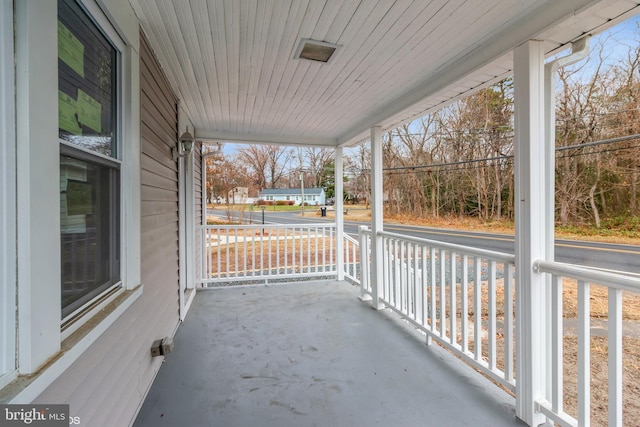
179,126 -> 195,155
174,126 -> 195,160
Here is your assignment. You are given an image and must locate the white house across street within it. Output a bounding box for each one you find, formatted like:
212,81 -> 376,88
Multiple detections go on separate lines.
259,188 -> 326,206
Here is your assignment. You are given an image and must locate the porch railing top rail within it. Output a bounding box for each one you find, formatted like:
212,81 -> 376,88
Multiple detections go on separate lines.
344,233 -> 358,244
376,229 -> 515,264
202,223 -> 334,230
534,259 -> 640,292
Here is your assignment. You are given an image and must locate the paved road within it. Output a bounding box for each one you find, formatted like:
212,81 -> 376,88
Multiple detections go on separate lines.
208,209 -> 640,274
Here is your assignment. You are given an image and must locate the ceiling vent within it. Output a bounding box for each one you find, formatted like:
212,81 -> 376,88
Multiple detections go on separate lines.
295,39 -> 340,63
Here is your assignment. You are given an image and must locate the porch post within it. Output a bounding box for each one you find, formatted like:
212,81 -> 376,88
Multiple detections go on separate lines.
178,146 -> 186,319
543,37 -> 589,413
335,146 -> 344,281
514,40 -> 548,426
370,126 -> 385,309
178,110 -> 195,320
186,143 -> 195,290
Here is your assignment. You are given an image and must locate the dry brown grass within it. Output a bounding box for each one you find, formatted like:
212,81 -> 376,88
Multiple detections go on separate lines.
562,336 -> 640,427
391,213 -> 640,245
387,212 -> 516,234
207,235 -> 337,275
562,281 -> 640,320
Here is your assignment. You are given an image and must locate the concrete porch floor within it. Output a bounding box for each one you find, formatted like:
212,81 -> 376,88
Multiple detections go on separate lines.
134,280 -> 525,427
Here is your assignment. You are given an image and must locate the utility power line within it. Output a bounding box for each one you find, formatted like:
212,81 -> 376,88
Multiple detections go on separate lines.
380,132 -> 640,173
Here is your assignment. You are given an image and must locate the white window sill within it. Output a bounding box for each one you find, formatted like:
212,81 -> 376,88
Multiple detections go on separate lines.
0,285 -> 143,403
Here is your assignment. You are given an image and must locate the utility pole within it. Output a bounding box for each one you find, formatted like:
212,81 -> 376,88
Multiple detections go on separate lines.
299,147 -> 304,216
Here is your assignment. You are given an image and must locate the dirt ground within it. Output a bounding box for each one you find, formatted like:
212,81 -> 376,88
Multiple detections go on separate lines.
563,336 -> 640,426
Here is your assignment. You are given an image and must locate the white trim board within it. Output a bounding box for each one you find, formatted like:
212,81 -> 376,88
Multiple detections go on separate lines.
2,287 -> 143,403
0,0 -> 17,385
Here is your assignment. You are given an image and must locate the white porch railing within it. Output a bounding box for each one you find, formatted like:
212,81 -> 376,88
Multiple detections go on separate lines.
358,226 -> 517,391
197,221 -> 639,425
358,226 -> 372,296
358,225 -> 640,426
533,260 -> 640,427
198,224 -> 362,286
343,233 -> 361,285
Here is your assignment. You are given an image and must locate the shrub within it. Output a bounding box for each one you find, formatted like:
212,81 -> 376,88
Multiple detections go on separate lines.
276,200 -> 286,205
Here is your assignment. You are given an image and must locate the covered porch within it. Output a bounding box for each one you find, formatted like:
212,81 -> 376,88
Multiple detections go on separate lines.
135,280 -> 523,427
4,1 -> 640,425
129,1 -> 640,426
132,216 -> 640,426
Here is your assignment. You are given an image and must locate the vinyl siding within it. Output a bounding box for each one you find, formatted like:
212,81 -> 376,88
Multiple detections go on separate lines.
194,142 -> 202,226
193,142 -> 203,281
33,29 -> 181,426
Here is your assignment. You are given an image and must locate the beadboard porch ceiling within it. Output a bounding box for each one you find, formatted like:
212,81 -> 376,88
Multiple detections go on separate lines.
130,0 -> 640,148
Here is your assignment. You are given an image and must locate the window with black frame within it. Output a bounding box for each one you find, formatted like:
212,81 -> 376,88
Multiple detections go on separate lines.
58,0 -> 120,320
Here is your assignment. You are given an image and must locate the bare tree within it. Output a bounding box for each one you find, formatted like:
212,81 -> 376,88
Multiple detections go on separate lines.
345,143 -> 371,206
266,146 -> 293,188
606,35 -> 640,215
236,145 -> 294,189
237,145 -> 269,189
304,147 -> 334,188
206,154 -> 250,204
556,41 -> 608,227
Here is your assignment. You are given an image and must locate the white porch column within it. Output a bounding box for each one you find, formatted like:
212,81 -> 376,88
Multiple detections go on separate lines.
178,112 -> 195,320
514,40 -> 548,426
370,126 -> 385,309
178,146 -> 186,319
543,37 -> 590,413
543,37 -> 588,261
335,147 -> 345,281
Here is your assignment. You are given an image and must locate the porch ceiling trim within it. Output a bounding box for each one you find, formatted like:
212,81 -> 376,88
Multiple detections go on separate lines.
195,129 -> 337,147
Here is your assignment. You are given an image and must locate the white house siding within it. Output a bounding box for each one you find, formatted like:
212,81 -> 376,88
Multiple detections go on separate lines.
259,188 -> 326,206
33,26 -> 181,427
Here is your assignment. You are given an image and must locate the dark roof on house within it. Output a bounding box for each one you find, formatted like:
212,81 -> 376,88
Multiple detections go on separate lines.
259,188 -> 324,196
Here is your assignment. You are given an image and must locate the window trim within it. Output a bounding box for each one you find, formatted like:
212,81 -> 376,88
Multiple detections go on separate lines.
58,0 -> 123,325
4,285 -> 143,402
58,0 -> 126,332
59,149 -> 123,325
58,0 -> 121,160
10,0 -> 141,384
60,140 -> 122,167
76,0 -> 125,57
0,0 -> 17,389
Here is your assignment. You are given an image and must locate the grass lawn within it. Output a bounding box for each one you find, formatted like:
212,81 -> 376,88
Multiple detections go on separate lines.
208,203 -> 314,212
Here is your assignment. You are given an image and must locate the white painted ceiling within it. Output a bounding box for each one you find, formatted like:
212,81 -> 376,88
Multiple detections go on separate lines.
130,0 -> 640,147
